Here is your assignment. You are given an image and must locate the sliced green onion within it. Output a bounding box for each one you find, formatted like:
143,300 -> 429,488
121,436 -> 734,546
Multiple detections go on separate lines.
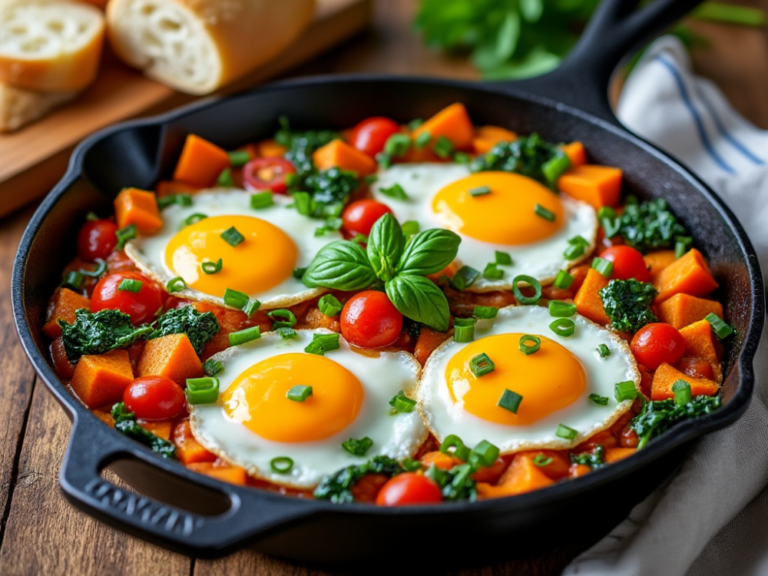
469,353 -> 495,377
243,299 -> 261,318
556,424 -> 578,441
498,389 -> 523,414
318,294 -> 342,317
201,259 -> 222,275
402,458 -> 421,472
268,309 -> 297,328
596,344 -> 611,358
380,183 -> 408,200
228,150 -> 250,166
550,318 -> 575,337
116,224 -> 137,250
554,270 -> 575,290
224,288 -> 249,310
495,251 -> 512,265
592,257 -> 614,278
615,381 -> 638,402
118,279 -> 142,293
454,152 -> 471,165
293,267 -> 307,280
62,271 -> 85,291
276,327 -> 298,340
305,332 -> 340,355
158,193 -> 193,210
376,153 -> 392,170
203,359 -> 223,377
270,456 -> 294,474
706,313 -> 734,339
469,185 -> 491,197
549,300 -> 577,318
414,131 -> 431,149
483,262 -> 504,280
81,258 -> 107,279
440,434 -> 469,462
287,385 -> 313,402
164,277 -> 186,294
534,203 -> 556,222
389,390 -> 417,414
542,153 -> 571,185
563,235 -> 589,260
512,275 -> 542,305
228,326 -> 261,346
451,266 -> 480,291
675,236 -> 693,259
433,136 -> 454,158
468,440 -> 500,469
293,191 -> 313,216
186,377 -> 220,405
408,119 -> 424,131
473,305 -> 498,320
401,220 -> 420,237
519,334 -> 541,355
220,226 -> 245,247
533,453 -> 553,467
342,436 -> 373,457
384,134 -> 411,157
454,317 -> 476,343
672,379 -> 692,407
217,168 -> 235,187
250,191 -> 274,210
183,213 -> 207,228
589,393 -> 609,406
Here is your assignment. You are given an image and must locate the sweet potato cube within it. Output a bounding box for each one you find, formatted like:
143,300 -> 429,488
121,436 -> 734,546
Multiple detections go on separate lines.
139,420 -> 173,440
187,462 -> 247,485
680,319 -> 722,382
71,350 -> 134,409
644,250 -> 676,283
412,103 -> 475,150
557,165 -> 622,209
173,420 -> 216,464
604,447 -> 636,464
574,269 -> 611,325
173,134 -> 231,188
658,293 -> 724,330
654,249 -> 718,303
137,334 -> 204,387
472,125 -> 517,154
43,288 -> 91,339
114,188 -> 163,234
561,142 -> 587,167
156,180 -> 199,198
476,454 -> 554,499
312,139 -> 377,176
257,139 -> 288,158
651,363 -> 719,401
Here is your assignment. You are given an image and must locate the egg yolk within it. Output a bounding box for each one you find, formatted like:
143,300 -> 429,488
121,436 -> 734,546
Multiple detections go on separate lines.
221,353 -> 364,443
431,172 -> 564,245
165,215 -> 297,298
445,334 -> 586,425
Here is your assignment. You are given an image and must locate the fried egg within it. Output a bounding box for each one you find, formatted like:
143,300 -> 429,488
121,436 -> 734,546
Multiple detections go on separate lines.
371,164 -> 598,289
190,330 -> 426,489
126,190 -> 335,309
419,306 -> 639,453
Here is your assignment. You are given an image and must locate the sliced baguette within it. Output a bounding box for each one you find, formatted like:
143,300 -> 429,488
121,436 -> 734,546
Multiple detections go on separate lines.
0,81 -> 77,133
107,0 -> 315,95
0,1 -> 105,92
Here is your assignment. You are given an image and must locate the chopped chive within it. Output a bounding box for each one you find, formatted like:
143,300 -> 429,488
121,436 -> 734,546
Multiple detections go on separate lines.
468,440 -> 500,469
401,458 -> 421,472
556,424 -> 578,441
270,456 -> 294,474
453,317 -> 476,343
293,191 -> 313,216
408,119 -> 424,131
512,275 -> 542,305
473,305 -> 498,319
675,236 -> 693,259
268,309 -> 297,329
80,258 -> 107,279
293,267 -> 307,280
62,271 -> 85,291
672,380 -> 692,407
401,220 -> 420,237
550,318 -> 575,337
228,326 -> 261,346
592,257 -> 614,278
433,136 -> 454,158
203,359 -> 223,377
389,390 -> 417,414
483,262 -> 504,280
469,185 -> 491,197
705,313 -> 734,339
498,389 -> 523,414
220,226 -> 245,247
201,259 -> 223,275
318,294 -> 343,317
118,279 -> 142,293
542,153 -> 571,185
380,183 -> 408,200
589,393 -> 609,406
376,152 -> 392,169
533,453 -> 553,467
342,436 -> 373,457
224,288 -> 249,310
453,151 -> 471,164
549,300 -> 577,318
185,377 -> 220,405
384,134 -> 411,157
597,207 -> 621,238
158,193 -> 193,210
414,131 -> 432,149
276,327 -> 298,340
228,150 -> 250,166
495,251 -> 512,265
183,213 -> 207,228
614,381 -> 638,402
217,168 -> 235,187
243,299 -> 261,318
519,334 -> 541,355
563,235 -> 589,260
469,353 -> 495,377
596,344 -> 611,358
451,266 -> 480,291
534,203 -> 556,222
305,333 -> 340,355
116,224 -> 137,250
250,191 -> 274,210
287,385 -> 313,402
554,270 -> 575,290
166,276 -> 187,293
440,435 -> 470,461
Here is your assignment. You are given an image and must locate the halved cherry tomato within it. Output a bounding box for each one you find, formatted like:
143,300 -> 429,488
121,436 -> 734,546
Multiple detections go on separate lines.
341,200 -> 393,238
350,117 -> 400,157
77,219 -> 118,262
599,245 -> 651,282
123,376 -> 186,421
341,290 -> 403,349
242,157 -> 296,194
375,473 -> 443,506
91,271 -> 164,325
630,323 -> 686,369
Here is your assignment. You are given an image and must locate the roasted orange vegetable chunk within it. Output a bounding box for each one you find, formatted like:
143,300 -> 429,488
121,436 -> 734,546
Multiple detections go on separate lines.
476,454 -> 554,499
680,319 -> 722,382
562,142 -> 587,167
139,420 -> 173,440
114,188 -> 163,234
137,334 -> 204,387
644,250 -> 676,283
187,461 -> 247,485
604,447 -> 636,464
651,362 -> 719,401
653,249 -> 718,303
43,288 -> 91,339
173,134 -> 231,188
558,165 -> 622,209
574,269 -> 610,325
472,125 -> 517,154
657,293 -> 723,330
71,350 -> 134,409
412,103 -> 475,150
313,139 -> 377,176
173,420 -> 217,465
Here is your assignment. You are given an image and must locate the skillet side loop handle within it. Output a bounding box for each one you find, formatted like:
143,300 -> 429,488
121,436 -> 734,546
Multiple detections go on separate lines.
501,0 -> 706,125
59,415 -> 312,557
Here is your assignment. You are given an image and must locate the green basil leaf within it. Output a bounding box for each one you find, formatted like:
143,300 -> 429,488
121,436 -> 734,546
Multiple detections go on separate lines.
367,213 -> 404,282
302,241 -> 377,291
397,228 -> 461,276
385,275 -> 450,332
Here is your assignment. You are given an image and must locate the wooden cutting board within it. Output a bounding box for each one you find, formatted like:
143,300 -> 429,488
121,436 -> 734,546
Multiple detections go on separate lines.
0,0 -> 372,218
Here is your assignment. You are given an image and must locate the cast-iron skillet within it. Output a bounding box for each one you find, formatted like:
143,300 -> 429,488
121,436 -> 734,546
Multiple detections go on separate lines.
12,0 -> 765,567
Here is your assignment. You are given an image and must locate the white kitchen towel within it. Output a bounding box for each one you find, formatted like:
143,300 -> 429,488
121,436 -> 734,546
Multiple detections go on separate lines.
565,36 -> 768,576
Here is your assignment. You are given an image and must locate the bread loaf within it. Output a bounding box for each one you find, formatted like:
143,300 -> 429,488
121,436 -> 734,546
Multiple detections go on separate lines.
107,0 -> 316,95
0,82 -> 76,132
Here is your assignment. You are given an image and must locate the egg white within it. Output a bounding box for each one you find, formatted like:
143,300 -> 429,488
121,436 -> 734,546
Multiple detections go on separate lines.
190,330 -> 427,489
371,164 -> 598,289
419,306 -> 640,454
126,189 -> 333,310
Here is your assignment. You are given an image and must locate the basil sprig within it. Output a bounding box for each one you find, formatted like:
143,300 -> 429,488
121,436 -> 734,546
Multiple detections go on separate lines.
301,214 -> 459,331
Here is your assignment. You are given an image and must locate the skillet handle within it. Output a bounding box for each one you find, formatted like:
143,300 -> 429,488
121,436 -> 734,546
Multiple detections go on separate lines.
501,0 -> 706,125
59,414 -> 313,557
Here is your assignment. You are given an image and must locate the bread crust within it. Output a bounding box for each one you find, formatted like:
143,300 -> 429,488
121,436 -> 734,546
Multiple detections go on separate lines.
0,82 -> 77,133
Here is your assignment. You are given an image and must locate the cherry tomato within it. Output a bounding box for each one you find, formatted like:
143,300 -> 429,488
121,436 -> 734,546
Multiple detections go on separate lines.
341,291 -> 403,349
77,219 -> 118,262
599,245 -> 651,282
91,271 -> 164,325
242,157 -> 296,194
375,473 -> 443,506
630,323 -> 687,369
350,116 -> 401,157
123,376 -> 186,421
341,200 -> 393,238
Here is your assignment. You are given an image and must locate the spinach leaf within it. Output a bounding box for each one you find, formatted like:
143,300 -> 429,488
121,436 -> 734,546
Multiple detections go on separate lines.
302,241 -> 378,291
470,133 -> 565,185
600,279 -> 658,333
610,196 -> 690,254
569,445 -> 605,470
149,305 -> 220,355
314,456 -> 405,503
632,395 -> 721,449
59,309 -> 152,362
275,119 -> 337,175
386,275 -> 450,332
425,463 -> 477,502
111,403 -> 177,459
367,213 -> 405,282
398,228 -> 461,276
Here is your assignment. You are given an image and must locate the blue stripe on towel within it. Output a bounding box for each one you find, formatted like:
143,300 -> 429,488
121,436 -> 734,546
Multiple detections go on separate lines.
654,54 -> 736,175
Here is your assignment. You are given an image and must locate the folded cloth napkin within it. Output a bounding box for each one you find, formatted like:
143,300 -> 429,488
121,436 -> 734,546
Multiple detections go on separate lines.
564,36 -> 768,576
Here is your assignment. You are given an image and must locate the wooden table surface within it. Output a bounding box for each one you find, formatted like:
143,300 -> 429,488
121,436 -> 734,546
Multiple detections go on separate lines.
0,1 -> 766,575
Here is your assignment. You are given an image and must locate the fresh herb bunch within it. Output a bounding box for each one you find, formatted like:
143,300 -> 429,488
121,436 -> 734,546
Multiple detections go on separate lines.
425,463 -> 477,502
314,456 -> 405,503
301,213 -> 461,331
59,309 -> 153,362
603,196 -> 690,254
631,395 -> 722,449
111,402 -> 177,459
274,116 -> 337,175
470,134 -> 569,186
600,279 -> 658,333
569,445 -> 605,470
148,305 -> 220,355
